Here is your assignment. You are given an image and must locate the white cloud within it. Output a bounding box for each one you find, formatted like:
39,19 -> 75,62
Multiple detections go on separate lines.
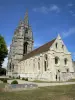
33,6 -> 48,14
34,42 -> 42,49
69,10 -> 75,16
33,4 -> 60,14
72,52 -> 75,60
2,58 -> 8,68
2,46 -> 10,68
49,4 -> 60,13
67,3 -> 74,7
7,46 -> 10,53
62,27 -> 75,38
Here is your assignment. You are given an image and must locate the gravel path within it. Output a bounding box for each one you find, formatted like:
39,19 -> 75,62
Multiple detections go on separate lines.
7,80 -> 75,87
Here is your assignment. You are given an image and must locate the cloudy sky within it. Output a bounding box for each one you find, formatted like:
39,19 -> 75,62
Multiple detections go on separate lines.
0,0 -> 75,68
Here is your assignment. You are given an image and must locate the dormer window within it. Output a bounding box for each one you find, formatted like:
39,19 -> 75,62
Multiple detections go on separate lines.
56,43 -> 58,49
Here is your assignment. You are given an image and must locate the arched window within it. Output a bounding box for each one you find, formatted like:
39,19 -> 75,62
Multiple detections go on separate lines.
62,44 -> 64,49
64,58 -> 68,65
23,42 -> 28,55
25,28 -> 28,33
12,64 -> 14,71
55,57 -> 59,64
56,43 -> 58,49
44,54 -> 48,71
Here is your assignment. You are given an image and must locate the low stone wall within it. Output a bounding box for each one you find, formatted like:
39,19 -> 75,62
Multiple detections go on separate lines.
4,84 -> 38,92
0,76 -> 9,79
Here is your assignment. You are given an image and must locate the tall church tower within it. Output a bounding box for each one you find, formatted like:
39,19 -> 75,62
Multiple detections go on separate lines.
23,11 -> 34,55
7,11 -> 34,76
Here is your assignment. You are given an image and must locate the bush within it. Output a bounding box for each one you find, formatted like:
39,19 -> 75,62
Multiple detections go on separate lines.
0,78 -> 7,83
22,77 -> 25,80
3,79 -> 7,83
16,76 -> 20,79
11,80 -> 18,84
22,77 -> 28,81
0,68 -> 6,75
25,78 -> 28,81
9,76 -> 11,78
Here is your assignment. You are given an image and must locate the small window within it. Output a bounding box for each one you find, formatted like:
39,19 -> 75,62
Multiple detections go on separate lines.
66,69 -> 69,72
64,58 -> 67,65
56,43 -> 58,49
44,61 -> 47,71
62,45 -> 64,49
44,54 -> 48,71
55,57 -> 59,64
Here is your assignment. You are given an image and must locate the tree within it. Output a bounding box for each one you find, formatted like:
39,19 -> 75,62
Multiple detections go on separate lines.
0,68 -> 6,75
0,35 -> 8,68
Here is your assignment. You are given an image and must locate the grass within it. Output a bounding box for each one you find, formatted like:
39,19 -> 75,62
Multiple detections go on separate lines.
0,84 -> 75,100
31,80 -> 64,83
0,83 -> 6,88
67,79 -> 75,82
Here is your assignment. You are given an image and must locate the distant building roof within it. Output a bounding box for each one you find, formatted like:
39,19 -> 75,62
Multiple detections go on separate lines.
21,38 -> 56,61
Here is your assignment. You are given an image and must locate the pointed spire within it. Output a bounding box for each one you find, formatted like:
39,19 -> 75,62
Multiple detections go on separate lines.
57,34 -> 61,39
19,19 -> 23,27
24,10 -> 29,26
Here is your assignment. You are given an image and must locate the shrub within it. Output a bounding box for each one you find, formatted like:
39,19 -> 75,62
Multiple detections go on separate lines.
16,76 -> 20,79
3,79 -> 7,83
25,78 -> 28,81
22,77 -> 25,80
11,80 -> 18,84
9,76 -> 11,78
0,78 -> 7,83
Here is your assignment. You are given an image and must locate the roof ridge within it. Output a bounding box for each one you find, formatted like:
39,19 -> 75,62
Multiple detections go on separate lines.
21,38 -> 56,61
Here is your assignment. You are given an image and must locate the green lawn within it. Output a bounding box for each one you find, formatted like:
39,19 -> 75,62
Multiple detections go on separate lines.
68,79 -> 75,82
0,83 -> 6,88
0,84 -> 75,100
31,80 -> 64,83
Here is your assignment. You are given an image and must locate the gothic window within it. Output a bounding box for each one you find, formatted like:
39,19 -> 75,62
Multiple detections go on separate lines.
25,28 -> 28,33
12,64 -> 14,71
23,42 -> 28,55
62,44 -> 64,49
56,43 -> 58,49
55,57 -> 59,64
64,58 -> 68,65
44,54 -> 48,71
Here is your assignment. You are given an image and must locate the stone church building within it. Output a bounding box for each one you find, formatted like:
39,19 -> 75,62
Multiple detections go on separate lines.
7,11 -> 74,81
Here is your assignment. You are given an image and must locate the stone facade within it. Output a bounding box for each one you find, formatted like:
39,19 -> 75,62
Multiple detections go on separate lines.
17,35 -> 74,81
73,61 -> 75,71
7,11 -> 75,81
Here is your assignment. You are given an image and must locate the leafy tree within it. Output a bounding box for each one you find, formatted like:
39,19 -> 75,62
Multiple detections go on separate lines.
0,35 -> 8,68
0,68 -> 6,75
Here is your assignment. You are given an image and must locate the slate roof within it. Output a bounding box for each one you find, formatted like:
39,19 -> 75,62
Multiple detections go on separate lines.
21,38 -> 56,61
